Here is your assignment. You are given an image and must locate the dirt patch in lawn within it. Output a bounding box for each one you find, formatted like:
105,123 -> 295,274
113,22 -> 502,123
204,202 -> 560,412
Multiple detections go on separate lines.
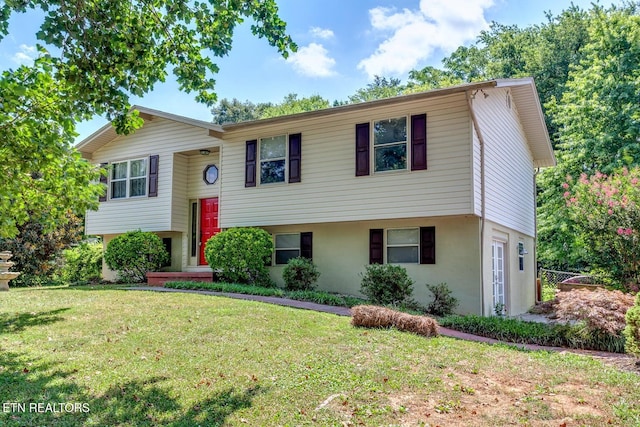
326,362 -> 630,426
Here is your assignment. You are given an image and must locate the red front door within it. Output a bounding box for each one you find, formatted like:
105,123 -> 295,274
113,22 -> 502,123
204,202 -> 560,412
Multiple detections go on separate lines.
200,197 -> 220,265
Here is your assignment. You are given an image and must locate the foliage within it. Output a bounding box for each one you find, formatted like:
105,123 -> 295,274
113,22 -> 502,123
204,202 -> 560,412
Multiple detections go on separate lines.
359,264 -> 414,306
348,76 -> 405,103
564,168 -> 640,289
210,98 -> 273,124
537,5 -> 640,269
555,288 -> 635,336
425,283 -> 458,316
204,227 -> 274,286
440,314 -> 626,353
164,281 -> 365,308
0,0 -> 296,237
0,56 -> 103,239
261,93 -> 331,118
623,292 -> 640,357
0,211 -> 83,287
104,231 -> 169,283
60,240 -> 103,285
282,257 -> 320,291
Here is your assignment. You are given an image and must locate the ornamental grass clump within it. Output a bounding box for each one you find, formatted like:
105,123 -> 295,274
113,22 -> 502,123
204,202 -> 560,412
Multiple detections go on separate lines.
351,305 -> 439,337
555,288 -> 635,336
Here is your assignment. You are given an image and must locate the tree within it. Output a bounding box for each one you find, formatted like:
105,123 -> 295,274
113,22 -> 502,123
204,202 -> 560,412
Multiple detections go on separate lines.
211,98 -> 273,125
537,6 -> 640,269
565,168 -> 640,290
348,76 -> 405,103
0,1 -> 296,238
261,93 -> 331,118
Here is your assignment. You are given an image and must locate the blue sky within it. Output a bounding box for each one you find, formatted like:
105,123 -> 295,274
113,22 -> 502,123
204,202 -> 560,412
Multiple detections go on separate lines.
0,0 -> 619,140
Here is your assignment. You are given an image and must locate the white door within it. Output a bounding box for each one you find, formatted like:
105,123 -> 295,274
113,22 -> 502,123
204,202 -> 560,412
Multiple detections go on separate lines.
492,240 -> 506,309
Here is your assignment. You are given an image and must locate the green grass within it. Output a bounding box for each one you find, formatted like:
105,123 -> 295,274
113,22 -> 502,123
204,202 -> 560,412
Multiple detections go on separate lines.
1,286 -> 638,426
164,281 -> 366,308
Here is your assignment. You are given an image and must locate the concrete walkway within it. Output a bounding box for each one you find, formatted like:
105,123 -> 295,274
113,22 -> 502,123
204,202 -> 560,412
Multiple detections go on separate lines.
126,286 -> 632,361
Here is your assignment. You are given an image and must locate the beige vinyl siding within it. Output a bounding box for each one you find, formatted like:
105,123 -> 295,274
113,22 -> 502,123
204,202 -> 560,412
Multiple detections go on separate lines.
187,150 -> 221,200
472,87 -> 536,237
472,127 -> 482,216
171,154 -> 188,232
220,93 -> 474,227
85,117 -> 220,235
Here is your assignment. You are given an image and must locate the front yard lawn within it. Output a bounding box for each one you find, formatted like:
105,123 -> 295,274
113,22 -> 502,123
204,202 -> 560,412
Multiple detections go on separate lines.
1,286 -> 639,426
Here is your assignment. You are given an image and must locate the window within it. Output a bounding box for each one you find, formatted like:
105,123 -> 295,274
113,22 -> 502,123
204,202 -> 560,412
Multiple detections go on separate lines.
247,134 -> 302,186
111,158 -> 147,199
387,228 -> 419,263
374,117 -> 407,172
370,227 -> 435,264
275,233 -> 300,265
518,241 -> 525,271
356,114 -> 426,176
260,135 -> 287,184
273,232 -> 313,265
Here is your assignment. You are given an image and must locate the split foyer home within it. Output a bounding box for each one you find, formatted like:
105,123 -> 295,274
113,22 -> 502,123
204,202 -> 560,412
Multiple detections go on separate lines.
77,78 -> 555,316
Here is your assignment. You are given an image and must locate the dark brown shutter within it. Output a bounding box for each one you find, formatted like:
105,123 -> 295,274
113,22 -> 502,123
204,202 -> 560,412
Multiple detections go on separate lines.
369,229 -> 384,264
420,226 -> 436,264
99,163 -> 108,202
245,140 -> 257,187
289,133 -> 302,183
148,155 -> 159,197
411,114 -> 427,171
300,232 -> 313,260
355,122 -> 370,176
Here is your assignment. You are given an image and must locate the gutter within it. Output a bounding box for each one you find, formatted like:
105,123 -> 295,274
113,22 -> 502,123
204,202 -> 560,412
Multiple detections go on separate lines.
466,90 -> 487,316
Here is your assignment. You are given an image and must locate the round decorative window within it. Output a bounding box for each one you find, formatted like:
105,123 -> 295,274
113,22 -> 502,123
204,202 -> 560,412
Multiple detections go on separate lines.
203,164 -> 219,185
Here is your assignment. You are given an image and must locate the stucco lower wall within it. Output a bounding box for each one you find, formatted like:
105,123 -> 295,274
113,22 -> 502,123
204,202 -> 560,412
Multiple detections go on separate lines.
264,216 -> 482,314
481,220 -> 537,316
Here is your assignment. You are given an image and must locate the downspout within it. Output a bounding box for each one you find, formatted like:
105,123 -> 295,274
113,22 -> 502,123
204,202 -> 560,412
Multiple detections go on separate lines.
466,90 -> 487,316
534,167 -> 540,302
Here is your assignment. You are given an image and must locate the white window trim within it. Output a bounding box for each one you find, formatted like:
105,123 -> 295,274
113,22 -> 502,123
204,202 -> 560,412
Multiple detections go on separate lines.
518,241 -> 525,272
259,134 -> 288,185
372,115 -> 410,174
110,157 -> 148,200
386,227 -> 420,264
274,232 -> 301,265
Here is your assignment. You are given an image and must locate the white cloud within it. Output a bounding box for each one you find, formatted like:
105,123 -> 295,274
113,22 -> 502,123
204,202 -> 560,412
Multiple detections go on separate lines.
358,0 -> 494,78
286,42 -> 337,77
310,27 -> 334,40
12,44 -> 37,65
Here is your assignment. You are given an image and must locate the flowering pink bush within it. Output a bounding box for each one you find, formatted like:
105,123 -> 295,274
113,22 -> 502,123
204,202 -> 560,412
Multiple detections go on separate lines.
565,167 -> 640,290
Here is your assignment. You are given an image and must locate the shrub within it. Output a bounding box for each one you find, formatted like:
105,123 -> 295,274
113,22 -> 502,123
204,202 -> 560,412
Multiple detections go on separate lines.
439,314 -> 627,352
0,211 -> 84,287
359,264 -> 414,305
104,230 -> 169,283
204,227 -> 274,286
554,288 -> 634,336
624,292 -> 640,357
61,240 -> 103,284
282,257 -> 320,291
425,283 -> 458,316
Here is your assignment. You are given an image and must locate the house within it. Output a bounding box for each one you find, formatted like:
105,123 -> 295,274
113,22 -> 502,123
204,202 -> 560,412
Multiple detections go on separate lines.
77,78 -> 555,316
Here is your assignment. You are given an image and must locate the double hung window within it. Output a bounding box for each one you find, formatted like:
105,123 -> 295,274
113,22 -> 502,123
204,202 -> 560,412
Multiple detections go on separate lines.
111,158 -> 147,199
373,117 -> 408,172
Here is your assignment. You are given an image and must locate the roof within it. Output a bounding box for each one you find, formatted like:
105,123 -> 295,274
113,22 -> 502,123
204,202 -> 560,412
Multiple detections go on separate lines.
76,105 -> 224,156
76,78 -> 555,168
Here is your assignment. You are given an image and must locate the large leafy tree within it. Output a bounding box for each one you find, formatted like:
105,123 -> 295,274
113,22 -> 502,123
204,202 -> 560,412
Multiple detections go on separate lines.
211,98 -> 273,125
0,0 -> 296,238
261,93 -> 331,118
537,6 -> 640,269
